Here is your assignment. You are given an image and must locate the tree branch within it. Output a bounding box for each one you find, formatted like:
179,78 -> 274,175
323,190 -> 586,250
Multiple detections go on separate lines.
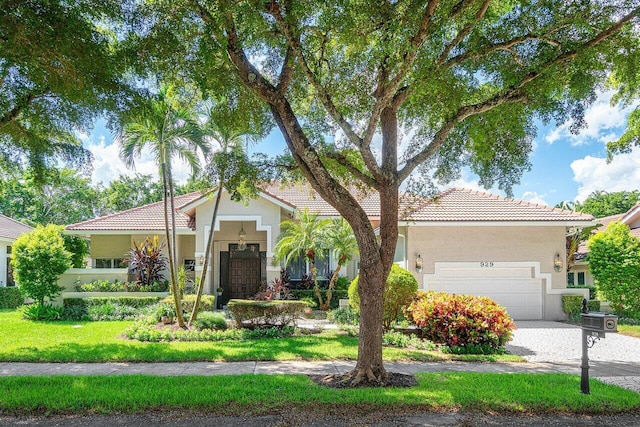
436,0 -> 491,65
276,45 -> 294,95
324,151 -> 379,188
398,5 -> 640,182
0,91 -> 41,127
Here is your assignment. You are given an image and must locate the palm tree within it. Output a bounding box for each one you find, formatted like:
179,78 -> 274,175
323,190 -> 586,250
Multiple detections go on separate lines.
188,103 -> 261,325
320,218 -> 359,310
273,208 -> 330,306
117,84 -> 209,328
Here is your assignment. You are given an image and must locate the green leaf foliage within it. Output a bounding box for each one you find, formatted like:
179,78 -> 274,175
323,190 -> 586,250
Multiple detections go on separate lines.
576,190 -> 640,218
349,265 -> 418,329
11,225 -> 71,306
587,222 -> 640,317
404,291 -> 515,349
0,0 -> 136,181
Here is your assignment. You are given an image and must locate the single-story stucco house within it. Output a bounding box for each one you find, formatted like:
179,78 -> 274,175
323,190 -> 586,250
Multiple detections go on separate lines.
0,214 -> 33,288
64,183 -> 595,320
572,201 -> 640,288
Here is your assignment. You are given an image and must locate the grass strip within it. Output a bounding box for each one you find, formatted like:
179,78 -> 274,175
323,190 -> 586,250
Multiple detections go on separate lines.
0,373 -> 637,416
0,311 -> 520,363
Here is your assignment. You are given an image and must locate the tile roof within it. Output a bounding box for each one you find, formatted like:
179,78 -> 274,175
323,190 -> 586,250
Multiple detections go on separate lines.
66,185 -> 594,232
0,214 -> 33,240
403,188 -> 595,222
66,193 -> 202,232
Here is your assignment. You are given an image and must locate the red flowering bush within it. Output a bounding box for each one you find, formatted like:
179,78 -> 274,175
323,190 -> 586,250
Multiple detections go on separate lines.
403,291 -> 515,349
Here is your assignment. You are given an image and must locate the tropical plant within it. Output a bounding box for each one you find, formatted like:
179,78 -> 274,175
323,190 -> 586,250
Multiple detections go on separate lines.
126,237 -> 169,288
188,99 -> 269,325
404,291 -> 515,350
587,221 -> 640,317
11,225 -> 71,306
273,208 -> 330,308
117,84 -> 209,328
320,219 -> 359,310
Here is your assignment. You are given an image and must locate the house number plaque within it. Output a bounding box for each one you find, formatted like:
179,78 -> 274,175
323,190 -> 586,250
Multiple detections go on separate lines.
480,262 -> 495,267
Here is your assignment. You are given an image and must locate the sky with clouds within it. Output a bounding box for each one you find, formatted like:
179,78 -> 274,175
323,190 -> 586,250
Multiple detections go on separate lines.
82,91 -> 639,208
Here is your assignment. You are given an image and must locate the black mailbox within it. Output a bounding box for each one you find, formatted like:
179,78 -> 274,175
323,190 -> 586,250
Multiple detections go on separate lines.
581,312 -> 618,333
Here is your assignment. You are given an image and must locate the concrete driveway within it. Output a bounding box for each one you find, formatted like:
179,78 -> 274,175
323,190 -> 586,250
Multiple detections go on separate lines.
507,321 -> 640,391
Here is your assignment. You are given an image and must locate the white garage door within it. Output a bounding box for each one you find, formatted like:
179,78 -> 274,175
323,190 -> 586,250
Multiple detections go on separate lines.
424,263 -> 543,320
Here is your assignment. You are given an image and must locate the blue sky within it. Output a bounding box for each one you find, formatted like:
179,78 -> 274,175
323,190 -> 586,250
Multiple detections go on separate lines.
81,91 -> 639,208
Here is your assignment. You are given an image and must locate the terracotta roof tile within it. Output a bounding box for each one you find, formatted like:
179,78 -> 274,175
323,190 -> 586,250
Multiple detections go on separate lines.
66,185 -> 594,232
404,188 -> 595,222
0,214 -> 33,240
66,192 -> 201,232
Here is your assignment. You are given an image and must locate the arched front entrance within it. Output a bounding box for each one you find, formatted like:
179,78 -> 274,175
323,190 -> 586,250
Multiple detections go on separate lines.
218,243 -> 266,307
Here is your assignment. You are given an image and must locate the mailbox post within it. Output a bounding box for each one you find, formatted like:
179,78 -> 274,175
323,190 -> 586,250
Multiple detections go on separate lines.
580,299 -> 618,394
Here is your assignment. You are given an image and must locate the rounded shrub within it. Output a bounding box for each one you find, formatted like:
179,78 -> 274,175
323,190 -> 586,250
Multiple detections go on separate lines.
403,291 -> 515,350
193,311 -> 228,331
348,264 -> 418,329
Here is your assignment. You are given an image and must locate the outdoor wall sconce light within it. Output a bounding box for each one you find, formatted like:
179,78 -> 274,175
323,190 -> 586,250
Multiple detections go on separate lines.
415,254 -> 423,273
554,253 -> 563,272
198,255 -> 204,265
238,222 -> 247,251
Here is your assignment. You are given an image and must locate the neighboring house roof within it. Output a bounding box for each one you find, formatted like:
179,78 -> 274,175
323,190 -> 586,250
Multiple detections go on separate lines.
66,184 -> 594,233
403,188 -> 594,223
66,193 -> 202,232
0,214 -> 33,240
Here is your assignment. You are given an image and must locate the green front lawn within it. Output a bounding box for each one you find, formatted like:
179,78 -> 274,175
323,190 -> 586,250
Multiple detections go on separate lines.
0,310 -> 520,363
0,373 -> 638,416
619,324 -> 640,338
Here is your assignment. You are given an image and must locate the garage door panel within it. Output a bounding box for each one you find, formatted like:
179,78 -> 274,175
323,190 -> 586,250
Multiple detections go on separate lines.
424,265 -> 543,320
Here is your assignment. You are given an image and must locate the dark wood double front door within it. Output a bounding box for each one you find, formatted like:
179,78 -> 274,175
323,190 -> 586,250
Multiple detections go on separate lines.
218,243 -> 265,307
229,257 -> 261,299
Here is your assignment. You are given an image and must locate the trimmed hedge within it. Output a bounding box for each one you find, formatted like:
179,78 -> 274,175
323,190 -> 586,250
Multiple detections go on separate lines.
562,295 -> 601,321
404,291 -> 515,349
0,287 -> 23,309
567,285 -> 597,300
289,290 -> 347,310
227,299 -> 307,329
161,294 -> 215,314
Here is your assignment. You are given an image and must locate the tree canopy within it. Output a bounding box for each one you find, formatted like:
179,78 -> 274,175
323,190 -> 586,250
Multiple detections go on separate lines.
0,0 -> 137,182
122,0 -> 640,384
576,190 -> 640,218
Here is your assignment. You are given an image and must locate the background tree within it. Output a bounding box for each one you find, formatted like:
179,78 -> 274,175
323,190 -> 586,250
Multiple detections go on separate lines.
587,222 -> 640,317
11,225 -> 71,306
575,190 -> 640,218
99,174 -> 166,215
126,0 -> 640,384
117,84 -> 209,328
0,0 -> 135,182
0,169 -> 100,225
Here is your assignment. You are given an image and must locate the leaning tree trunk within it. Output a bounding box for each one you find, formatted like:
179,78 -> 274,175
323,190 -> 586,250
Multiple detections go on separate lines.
162,163 -> 186,328
320,254 -> 348,311
189,184 -> 223,326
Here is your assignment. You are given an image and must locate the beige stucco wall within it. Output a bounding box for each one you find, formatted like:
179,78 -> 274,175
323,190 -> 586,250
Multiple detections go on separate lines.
193,193 -> 283,294
90,235 -> 130,259
406,225 -> 569,320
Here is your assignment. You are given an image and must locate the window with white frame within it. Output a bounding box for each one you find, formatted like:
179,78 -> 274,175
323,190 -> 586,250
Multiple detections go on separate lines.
94,258 -> 127,269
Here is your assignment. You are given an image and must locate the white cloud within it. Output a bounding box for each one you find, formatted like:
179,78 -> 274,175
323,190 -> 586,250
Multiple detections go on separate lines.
520,191 -> 548,206
543,91 -> 637,146
571,147 -> 640,202
86,135 -> 197,186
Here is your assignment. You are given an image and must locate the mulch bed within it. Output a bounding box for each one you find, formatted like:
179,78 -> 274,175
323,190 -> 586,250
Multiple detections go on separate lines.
308,372 -> 418,389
